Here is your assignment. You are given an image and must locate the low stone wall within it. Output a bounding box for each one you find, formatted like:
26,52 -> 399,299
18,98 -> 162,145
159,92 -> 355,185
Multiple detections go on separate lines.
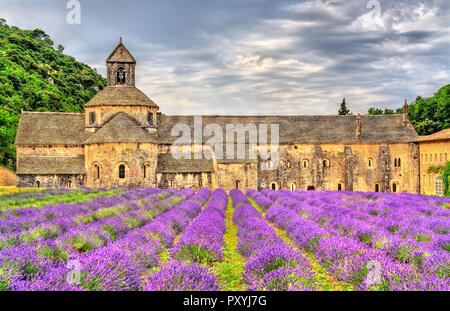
17,174 -> 85,188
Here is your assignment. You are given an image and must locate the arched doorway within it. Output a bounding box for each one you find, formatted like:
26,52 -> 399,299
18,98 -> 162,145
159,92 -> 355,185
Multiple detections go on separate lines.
392,182 -> 399,193
143,163 -> 150,180
307,186 -> 315,191
235,180 -> 240,189
169,179 -> 175,188
270,182 -> 278,190
35,180 -> 40,188
374,183 -> 380,192
290,183 -> 296,191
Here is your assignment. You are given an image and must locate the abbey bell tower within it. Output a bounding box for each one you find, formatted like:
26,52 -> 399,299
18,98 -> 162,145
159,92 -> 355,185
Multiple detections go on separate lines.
83,39 -> 159,134
106,37 -> 136,87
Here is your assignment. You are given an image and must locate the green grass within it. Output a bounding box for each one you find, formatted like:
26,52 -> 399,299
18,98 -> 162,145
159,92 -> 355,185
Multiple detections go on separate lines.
248,196 -> 354,291
212,196 -> 247,291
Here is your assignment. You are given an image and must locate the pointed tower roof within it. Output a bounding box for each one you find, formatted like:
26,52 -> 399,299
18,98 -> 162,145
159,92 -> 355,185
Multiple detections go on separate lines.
106,38 -> 136,63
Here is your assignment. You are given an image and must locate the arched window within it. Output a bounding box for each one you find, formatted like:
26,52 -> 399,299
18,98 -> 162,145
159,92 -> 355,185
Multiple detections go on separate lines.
425,154 -> 428,162
440,154 -> 443,163
302,159 -> 309,168
235,180 -> 240,189
423,174 -> 426,187
94,164 -> 100,180
199,178 -> 204,187
445,153 -> 448,161
144,164 -> 150,179
67,180 -> 72,189
436,176 -> 444,196
323,159 -> 330,168
287,161 -> 291,168
270,182 -> 277,190
267,161 -> 273,169
392,182 -> 399,193
35,180 -> 40,188
169,180 -> 175,188
368,158 -> 374,168
117,67 -> 126,84
374,183 -> 380,192
394,159 -> 397,167
398,158 -> 401,167
148,112 -> 154,126
337,183 -> 343,191
290,183 -> 296,191
119,164 -> 126,179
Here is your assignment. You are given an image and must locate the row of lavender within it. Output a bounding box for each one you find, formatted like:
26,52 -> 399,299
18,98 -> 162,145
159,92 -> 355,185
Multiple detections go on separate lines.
0,188 -> 213,290
0,188 -> 168,250
271,190 -> 449,281
230,189 -> 316,291
248,189 -> 449,290
145,189 -> 228,291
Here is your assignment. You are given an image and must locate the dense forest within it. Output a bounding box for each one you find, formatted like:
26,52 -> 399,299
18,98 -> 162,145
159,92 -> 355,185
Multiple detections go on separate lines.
0,19 -> 106,171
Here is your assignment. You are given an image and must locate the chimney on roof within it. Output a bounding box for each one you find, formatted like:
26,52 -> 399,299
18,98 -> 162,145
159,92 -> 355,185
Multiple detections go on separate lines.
356,113 -> 361,139
402,99 -> 409,127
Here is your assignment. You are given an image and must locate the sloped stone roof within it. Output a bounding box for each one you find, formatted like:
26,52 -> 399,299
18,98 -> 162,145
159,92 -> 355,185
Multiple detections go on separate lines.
106,41 -> 136,63
156,153 -> 214,173
16,156 -> 86,175
15,112 -> 420,147
85,112 -> 158,144
15,112 -> 88,145
156,114 -> 419,144
84,86 -> 158,108
416,129 -> 450,142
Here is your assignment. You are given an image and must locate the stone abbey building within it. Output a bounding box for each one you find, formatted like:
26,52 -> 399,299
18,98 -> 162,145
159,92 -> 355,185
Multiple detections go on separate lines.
14,40 -> 450,194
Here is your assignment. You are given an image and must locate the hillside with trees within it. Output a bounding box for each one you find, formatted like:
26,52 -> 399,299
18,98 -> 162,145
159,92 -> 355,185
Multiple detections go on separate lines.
0,19 -> 106,171
366,84 -> 450,136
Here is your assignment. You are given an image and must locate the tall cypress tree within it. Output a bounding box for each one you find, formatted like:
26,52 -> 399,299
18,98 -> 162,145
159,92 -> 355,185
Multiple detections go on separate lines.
338,98 -> 351,115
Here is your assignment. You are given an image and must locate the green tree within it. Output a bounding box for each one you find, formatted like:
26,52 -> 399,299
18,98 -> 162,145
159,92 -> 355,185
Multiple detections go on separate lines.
368,107 -> 384,115
442,161 -> 450,197
0,21 -> 107,170
338,98 -> 351,115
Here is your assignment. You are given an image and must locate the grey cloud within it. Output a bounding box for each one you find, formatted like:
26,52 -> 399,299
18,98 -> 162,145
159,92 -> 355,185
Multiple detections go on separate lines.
0,0 -> 447,115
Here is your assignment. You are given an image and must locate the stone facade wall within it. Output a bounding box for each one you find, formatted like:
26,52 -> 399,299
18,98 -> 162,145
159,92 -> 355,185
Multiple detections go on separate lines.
17,174 -> 85,188
84,142 -> 159,188
256,143 -> 418,193
15,141 -> 421,193
216,162 -> 258,192
419,140 -> 450,195
157,172 -> 214,191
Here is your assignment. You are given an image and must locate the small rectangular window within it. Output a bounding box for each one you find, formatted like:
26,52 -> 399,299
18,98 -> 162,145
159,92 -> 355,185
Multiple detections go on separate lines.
89,112 -> 95,125
148,112 -> 154,126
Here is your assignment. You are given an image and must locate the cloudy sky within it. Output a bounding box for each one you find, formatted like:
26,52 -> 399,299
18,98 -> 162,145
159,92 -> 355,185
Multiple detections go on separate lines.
1,0 -> 448,115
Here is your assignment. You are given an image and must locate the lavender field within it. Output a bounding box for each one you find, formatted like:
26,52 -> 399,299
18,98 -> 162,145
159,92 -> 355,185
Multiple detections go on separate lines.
0,187 -> 449,291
